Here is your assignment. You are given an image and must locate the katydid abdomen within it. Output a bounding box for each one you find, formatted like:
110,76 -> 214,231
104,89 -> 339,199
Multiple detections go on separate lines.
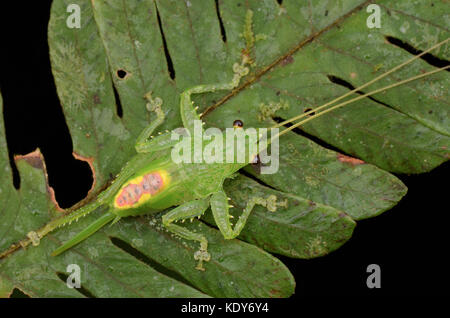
111,151 -> 245,218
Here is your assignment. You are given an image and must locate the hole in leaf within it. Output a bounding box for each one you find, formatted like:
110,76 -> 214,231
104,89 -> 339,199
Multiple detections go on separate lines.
109,236 -> 196,289
239,169 -> 278,189
111,81 -> 123,118
8,152 -> 20,189
272,116 -> 347,155
2,96 -> 20,189
155,3 -> 176,80
304,107 -> 316,116
9,288 -> 30,298
116,69 -> 128,79
385,36 -> 450,70
327,75 -> 360,92
0,0 -> 93,208
327,74 -> 394,109
56,272 -> 96,298
215,0 -> 227,42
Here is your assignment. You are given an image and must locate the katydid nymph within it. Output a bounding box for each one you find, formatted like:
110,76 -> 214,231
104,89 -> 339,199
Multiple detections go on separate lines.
13,38 -> 449,271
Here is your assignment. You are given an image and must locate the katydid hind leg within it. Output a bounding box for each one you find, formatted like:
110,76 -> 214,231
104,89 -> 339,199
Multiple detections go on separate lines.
161,199 -> 211,271
51,211 -> 116,256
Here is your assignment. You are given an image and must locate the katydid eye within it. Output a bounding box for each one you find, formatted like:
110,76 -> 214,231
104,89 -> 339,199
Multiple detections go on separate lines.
233,119 -> 244,128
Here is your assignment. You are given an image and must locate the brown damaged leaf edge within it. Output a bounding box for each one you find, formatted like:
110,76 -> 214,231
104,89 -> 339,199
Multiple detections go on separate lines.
72,151 -> 96,201
337,153 -> 366,166
201,0 -> 372,118
0,150 -> 63,260
14,149 -> 44,170
0,150 -> 98,260
14,149 -> 64,212
0,285 -> 31,298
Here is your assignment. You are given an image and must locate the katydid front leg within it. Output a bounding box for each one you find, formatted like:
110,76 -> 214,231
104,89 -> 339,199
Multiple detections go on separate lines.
134,65 -> 251,154
180,62 -> 249,135
211,189 -> 255,239
135,92 -> 180,153
136,62 -> 249,154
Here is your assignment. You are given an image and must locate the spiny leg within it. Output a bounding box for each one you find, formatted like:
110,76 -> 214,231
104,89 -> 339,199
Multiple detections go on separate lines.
136,130 -> 180,153
161,198 -> 211,271
180,63 -> 249,135
210,189 -> 285,240
138,62 -> 249,150
51,211 -> 116,256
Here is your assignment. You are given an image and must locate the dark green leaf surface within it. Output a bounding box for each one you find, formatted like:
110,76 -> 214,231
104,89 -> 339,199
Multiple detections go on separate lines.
1,0 -> 448,297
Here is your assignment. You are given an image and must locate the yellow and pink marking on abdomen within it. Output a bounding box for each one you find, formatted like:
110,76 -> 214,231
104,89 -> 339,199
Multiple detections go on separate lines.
114,170 -> 170,209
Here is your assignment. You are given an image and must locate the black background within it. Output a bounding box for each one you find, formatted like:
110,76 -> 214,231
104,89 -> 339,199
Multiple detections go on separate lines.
0,1 -> 446,304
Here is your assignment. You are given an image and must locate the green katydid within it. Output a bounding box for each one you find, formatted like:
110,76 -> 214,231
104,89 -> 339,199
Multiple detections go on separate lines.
4,38 -> 448,271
